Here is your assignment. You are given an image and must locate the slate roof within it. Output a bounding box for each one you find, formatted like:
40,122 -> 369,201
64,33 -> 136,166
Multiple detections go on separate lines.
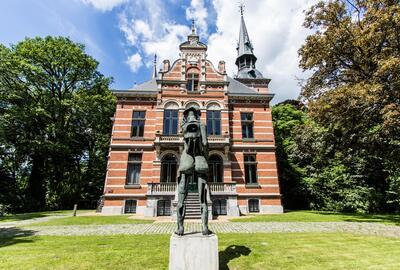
123,76 -> 266,96
130,78 -> 158,92
226,76 -> 258,95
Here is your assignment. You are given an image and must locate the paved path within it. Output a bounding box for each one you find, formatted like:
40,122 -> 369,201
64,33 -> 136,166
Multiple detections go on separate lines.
1,222 -> 400,238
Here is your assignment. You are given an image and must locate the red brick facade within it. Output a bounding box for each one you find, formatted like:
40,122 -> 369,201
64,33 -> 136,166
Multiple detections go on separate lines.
101,25 -> 283,216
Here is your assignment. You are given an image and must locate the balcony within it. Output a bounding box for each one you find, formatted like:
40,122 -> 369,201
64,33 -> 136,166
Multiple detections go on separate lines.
154,134 -> 183,146
209,182 -> 237,195
154,133 -> 229,148
147,182 -> 236,196
147,182 -> 177,195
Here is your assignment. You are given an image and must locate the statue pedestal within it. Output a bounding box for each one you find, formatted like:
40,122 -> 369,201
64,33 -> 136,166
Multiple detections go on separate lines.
169,233 -> 219,270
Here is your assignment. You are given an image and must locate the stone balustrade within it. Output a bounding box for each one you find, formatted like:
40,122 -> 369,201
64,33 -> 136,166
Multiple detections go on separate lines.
209,182 -> 237,195
154,134 -> 229,146
147,182 -> 177,195
147,182 -> 237,196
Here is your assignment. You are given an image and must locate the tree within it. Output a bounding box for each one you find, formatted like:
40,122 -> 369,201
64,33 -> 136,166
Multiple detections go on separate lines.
0,36 -> 115,211
299,0 -> 400,212
272,102 -> 309,209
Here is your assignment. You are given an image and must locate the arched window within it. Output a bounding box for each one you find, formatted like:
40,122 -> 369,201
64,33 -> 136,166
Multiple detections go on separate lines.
208,154 -> 223,183
207,103 -> 221,135
185,101 -> 200,109
161,154 -> 177,183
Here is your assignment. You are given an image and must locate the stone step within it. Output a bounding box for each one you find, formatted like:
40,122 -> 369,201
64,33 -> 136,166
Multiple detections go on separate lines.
186,205 -> 201,209
185,213 -> 201,216
185,216 -> 201,219
185,210 -> 201,214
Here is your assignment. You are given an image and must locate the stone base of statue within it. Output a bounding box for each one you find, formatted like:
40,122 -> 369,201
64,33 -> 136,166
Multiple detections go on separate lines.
169,232 -> 218,270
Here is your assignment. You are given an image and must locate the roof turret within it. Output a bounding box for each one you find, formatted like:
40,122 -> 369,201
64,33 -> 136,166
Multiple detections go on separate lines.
235,5 -> 264,79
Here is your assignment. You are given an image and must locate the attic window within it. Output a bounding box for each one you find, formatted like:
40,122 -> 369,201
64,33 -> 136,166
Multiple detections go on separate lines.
187,73 -> 199,92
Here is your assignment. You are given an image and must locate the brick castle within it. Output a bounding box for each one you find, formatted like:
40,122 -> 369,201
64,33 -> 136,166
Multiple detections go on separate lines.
101,12 -> 283,217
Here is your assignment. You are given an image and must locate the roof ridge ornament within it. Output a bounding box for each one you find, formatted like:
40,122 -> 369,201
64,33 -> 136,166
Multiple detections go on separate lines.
152,53 -> 157,79
239,2 -> 245,16
191,19 -> 196,35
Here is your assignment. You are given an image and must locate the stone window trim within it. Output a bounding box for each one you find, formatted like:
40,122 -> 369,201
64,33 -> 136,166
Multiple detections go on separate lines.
208,154 -> 223,183
131,111 -> 146,138
124,199 -> 137,214
187,73 -> 199,92
244,154 -> 258,185
245,183 -> 261,188
126,154 -> 142,185
206,110 -> 222,136
241,112 -> 254,139
161,154 -> 178,183
163,109 -> 179,135
248,198 -> 260,213
124,184 -> 142,189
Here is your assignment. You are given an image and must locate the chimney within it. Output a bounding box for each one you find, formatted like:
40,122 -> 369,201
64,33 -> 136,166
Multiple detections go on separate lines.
218,61 -> 226,74
163,60 -> 170,72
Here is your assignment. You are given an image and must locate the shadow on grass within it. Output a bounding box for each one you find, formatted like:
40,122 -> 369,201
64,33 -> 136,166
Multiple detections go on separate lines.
219,245 -> 251,270
0,212 -> 48,222
0,227 -> 36,248
316,211 -> 400,225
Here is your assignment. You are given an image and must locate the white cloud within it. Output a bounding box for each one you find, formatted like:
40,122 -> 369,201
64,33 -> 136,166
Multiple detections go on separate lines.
81,0 -> 128,12
118,0 -> 190,71
126,52 -> 142,72
117,0 -> 317,103
207,0 -> 318,103
186,0 -> 208,37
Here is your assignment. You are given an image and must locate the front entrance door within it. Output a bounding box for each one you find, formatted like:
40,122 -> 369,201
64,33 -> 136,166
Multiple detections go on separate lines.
187,174 -> 198,193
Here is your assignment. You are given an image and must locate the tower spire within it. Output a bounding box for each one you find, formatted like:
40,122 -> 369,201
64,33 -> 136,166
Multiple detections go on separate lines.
235,5 -> 264,79
152,53 -> 157,79
191,19 -> 196,35
236,4 -> 254,58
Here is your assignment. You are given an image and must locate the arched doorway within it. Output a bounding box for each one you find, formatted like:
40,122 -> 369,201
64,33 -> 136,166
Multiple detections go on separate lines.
208,154 -> 223,183
160,154 -> 178,183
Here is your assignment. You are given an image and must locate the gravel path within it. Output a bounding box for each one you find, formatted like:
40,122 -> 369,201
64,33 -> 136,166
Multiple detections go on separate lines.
1,222 -> 400,238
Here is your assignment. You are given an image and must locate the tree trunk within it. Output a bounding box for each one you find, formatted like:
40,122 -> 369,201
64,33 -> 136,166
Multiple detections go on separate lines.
26,154 -> 46,211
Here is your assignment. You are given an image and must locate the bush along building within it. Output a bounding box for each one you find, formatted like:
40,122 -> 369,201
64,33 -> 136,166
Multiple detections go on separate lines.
101,13 -> 283,217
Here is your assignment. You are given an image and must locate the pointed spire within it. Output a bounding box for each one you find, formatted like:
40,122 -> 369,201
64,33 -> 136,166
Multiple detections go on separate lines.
237,4 -> 254,57
235,4 -> 263,79
152,53 -> 157,79
191,19 -> 196,35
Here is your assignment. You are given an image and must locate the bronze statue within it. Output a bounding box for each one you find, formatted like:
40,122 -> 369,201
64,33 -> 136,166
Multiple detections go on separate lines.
175,107 -> 211,236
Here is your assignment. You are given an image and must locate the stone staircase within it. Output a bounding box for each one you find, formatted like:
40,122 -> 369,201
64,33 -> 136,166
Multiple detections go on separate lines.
184,192 -> 201,219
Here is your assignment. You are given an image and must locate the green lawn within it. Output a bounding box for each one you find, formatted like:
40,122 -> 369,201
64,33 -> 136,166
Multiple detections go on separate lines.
0,210 -> 91,223
0,232 -> 399,269
29,215 -> 154,226
230,210 -> 400,225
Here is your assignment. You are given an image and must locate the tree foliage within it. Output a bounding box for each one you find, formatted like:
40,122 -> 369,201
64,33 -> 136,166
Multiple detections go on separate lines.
0,37 -> 115,212
273,0 -> 400,213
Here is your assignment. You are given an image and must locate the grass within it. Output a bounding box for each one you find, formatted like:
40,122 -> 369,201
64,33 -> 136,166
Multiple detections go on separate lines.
0,210 -> 91,223
29,215 -> 154,226
230,210 -> 400,225
0,232 -> 400,269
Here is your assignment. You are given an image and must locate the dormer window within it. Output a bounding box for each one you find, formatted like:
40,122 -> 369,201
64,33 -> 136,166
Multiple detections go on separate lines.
187,73 -> 199,92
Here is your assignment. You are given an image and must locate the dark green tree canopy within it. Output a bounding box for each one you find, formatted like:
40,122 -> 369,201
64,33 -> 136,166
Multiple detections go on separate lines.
0,36 -> 115,212
272,0 -> 400,213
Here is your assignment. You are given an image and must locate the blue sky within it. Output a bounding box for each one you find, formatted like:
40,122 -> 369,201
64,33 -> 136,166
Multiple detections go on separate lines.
0,0 -> 318,103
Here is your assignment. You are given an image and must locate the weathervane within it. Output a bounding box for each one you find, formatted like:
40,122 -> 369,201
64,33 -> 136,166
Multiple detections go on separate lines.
191,19 -> 196,34
239,2 -> 245,16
